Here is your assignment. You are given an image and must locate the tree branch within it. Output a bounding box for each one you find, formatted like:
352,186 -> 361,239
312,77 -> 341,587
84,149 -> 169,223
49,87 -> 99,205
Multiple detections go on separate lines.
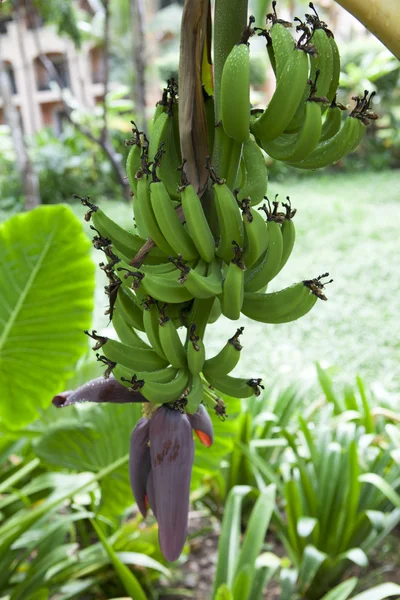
1,8 -> 40,210
131,0 -> 147,132
101,0 -> 110,142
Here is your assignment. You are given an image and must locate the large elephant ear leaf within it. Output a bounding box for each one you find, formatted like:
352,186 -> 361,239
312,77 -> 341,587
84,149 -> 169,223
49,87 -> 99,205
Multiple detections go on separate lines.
0,205 -> 95,429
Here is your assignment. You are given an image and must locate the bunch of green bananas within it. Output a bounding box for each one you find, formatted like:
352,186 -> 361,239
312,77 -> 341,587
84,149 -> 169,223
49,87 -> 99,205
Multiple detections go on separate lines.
77,2 -> 375,414
248,2 -> 377,169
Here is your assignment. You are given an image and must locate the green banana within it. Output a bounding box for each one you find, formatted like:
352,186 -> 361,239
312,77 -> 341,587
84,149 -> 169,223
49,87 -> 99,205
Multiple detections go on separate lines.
204,93 -> 216,155
115,287 -> 144,332
138,368 -> 190,404
142,298 -> 168,360
208,297 -> 222,324
251,47 -> 309,143
280,199 -> 296,271
137,172 -> 177,257
220,245 -> 246,321
185,374 -> 204,414
287,6 -> 334,131
112,308 -> 150,350
244,202 -> 284,292
205,373 -> 264,398
212,125 -> 243,191
210,170 -> 244,263
180,178 -> 216,263
327,34 -> 341,103
133,168 -> 150,239
148,111 -> 168,165
179,259 -> 223,300
241,274 -> 331,323
150,180 -> 198,261
187,324 -> 206,375
308,28 -> 333,103
235,137 -> 268,207
186,297 -> 215,339
288,115 -> 366,170
149,111 -> 181,200
320,100 -> 344,142
158,312 -> 187,368
260,99 -> 322,163
203,327 -> 244,378
126,123 -> 142,195
241,200 -> 269,268
234,153 -> 246,190
79,197 -> 168,265
100,337 -> 168,372
114,363 -> 178,385
221,19 -> 254,142
269,19 -> 296,78
138,270 -> 193,304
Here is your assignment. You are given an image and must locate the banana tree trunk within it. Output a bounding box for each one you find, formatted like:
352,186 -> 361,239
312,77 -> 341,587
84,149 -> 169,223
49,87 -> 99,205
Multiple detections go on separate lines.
335,0 -> 400,58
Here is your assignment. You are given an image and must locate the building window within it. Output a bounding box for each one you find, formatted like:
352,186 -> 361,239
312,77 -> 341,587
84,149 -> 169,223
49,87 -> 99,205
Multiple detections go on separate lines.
4,62 -> 17,95
34,53 -> 70,91
40,101 -> 65,133
89,46 -> 105,84
79,0 -> 93,12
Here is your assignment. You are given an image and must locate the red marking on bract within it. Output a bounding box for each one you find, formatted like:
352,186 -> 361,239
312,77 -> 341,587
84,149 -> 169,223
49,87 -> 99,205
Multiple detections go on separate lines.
169,439 -> 180,461
145,495 -> 149,509
195,429 -> 212,447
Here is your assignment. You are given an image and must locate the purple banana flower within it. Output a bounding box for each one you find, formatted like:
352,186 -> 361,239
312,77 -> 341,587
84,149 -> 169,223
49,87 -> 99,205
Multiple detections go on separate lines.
130,404 -> 214,561
52,378 -> 214,562
52,376 -> 146,407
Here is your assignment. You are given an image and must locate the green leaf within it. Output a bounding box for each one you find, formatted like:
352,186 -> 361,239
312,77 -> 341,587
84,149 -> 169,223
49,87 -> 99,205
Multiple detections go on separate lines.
236,441 -> 284,493
320,577 -> 358,600
359,473 -> 400,508
0,205 -> 94,429
250,553 -> 281,600
235,485 -> 276,581
0,455 -> 128,561
212,486 -> 252,596
356,377 -> 374,433
192,396 -> 241,490
297,517 -> 318,538
33,0 -> 81,47
284,479 -> 304,561
226,412 -> 253,493
25,589 -> 49,600
318,442 -> 342,544
232,564 -> 252,600
280,567 -> 298,600
91,519 -> 147,600
0,458 -> 40,494
338,547 -> 368,568
351,583 -> 400,600
215,584 -> 234,600
115,552 -> 170,578
298,545 -> 327,593
316,363 -> 343,414
35,402 -> 142,516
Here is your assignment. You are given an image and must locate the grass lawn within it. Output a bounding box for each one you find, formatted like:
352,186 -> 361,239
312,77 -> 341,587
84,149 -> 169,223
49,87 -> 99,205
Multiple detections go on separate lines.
6,169 -> 397,393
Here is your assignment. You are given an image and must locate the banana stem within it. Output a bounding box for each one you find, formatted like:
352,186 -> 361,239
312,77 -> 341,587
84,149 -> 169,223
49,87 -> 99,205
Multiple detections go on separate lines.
178,0 -> 210,196
335,0 -> 400,59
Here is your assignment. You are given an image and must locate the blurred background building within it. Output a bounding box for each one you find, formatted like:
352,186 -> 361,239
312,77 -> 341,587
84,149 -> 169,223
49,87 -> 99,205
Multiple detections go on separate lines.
0,1 -> 106,134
